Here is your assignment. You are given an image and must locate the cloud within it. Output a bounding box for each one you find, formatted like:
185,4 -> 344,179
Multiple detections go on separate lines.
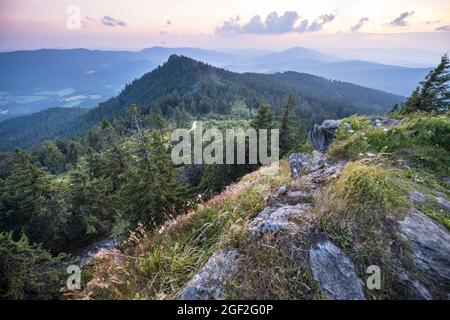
423,19 -> 441,25
215,11 -> 336,35
350,17 -> 369,32
81,16 -> 95,28
389,11 -> 414,27
308,14 -> 337,32
101,15 -> 126,27
435,25 -> 450,31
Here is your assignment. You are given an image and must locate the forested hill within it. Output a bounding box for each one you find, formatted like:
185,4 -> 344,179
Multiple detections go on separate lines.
0,55 -> 404,151
0,108 -> 87,151
87,55 -> 403,120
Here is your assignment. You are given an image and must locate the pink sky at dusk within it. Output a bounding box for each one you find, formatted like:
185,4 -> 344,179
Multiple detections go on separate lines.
0,0 -> 449,52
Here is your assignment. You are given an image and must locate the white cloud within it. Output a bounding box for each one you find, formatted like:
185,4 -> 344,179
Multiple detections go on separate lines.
101,15 -> 126,27
435,25 -> 450,32
215,11 -> 337,35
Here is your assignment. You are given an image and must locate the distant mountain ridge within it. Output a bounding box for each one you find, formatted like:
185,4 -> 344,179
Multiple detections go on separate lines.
0,46 -> 433,121
0,55 -> 404,151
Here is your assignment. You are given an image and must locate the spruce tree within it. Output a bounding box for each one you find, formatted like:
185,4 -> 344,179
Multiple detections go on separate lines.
0,149 -> 68,252
0,231 -> 72,299
66,159 -> 117,244
251,104 -> 274,130
403,53 -> 450,113
279,94 -> 296,156
121,132 -> 189,229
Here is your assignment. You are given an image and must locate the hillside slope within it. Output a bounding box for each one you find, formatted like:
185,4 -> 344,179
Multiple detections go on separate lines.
0,107 -> 88,151
77,114 -> 449,300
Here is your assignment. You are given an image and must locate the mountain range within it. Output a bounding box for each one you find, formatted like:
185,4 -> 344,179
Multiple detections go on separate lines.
0,55 -> 404,151
0,46 -> 433,122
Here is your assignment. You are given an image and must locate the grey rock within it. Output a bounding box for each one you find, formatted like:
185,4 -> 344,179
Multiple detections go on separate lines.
309,238 -> 365,300
343,122 -> 352,131
436,196 -> 450,211
307,161 -> 346,184
288,153 -> 310,178
368,116 -> 403,127
399,210 -> 450,281
309,120 -> 340,152
289,151 -> 327,178
286,190 -> 313,203
176,249 -> 239,300
248,203 -> 309,237
412,280 -> 432,300
277,185 -> 287,196
409,190 -> 427,203
75,236 -> 117,267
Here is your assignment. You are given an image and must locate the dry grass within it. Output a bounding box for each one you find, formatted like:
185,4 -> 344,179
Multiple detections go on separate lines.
314,160 -> 415,299
76,161 -> 291,300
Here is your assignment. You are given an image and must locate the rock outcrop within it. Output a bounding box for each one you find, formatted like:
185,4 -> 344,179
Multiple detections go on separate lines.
309,237 -> 366,300
176,249 -> 239,300
309,120 -> 340,152
289,151 -> 327,178
309,117 -> 403,152
399,209 -> 450,281
289,150 -> 345,183
248,203 -> 310,237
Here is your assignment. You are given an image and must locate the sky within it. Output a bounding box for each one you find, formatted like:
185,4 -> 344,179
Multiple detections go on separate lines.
0,0 -> 449,53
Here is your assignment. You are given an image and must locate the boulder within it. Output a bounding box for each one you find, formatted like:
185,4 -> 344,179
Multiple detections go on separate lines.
309,120 -> 340,152
309,238 -> 366,300
176,249 -> 239,300
399,209 -> 450,281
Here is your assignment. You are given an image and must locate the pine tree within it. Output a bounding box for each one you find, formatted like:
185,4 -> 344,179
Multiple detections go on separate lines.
279,94 -> 296,156
403,53 -> 450,113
